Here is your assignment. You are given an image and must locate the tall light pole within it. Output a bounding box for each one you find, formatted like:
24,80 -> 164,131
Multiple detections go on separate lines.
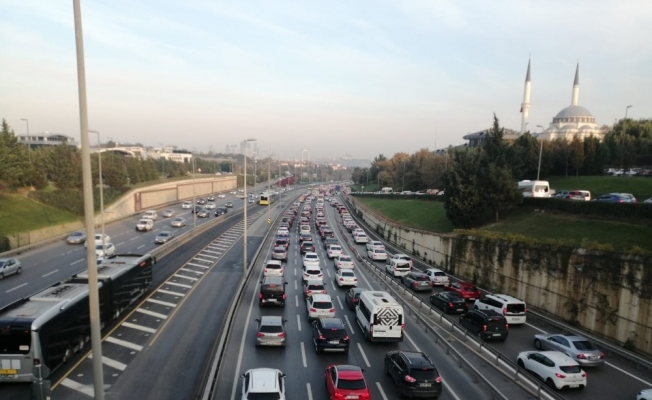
159,143 -> 165,178
20,118 -> 31,162
192,151 -> 196,229
624,105 -> 633,134
73,1 -> 104,398
267,154 -> 273,225
536,125 -> 544,180
89,130 -> 105,255
243,138 -> 257,271
402,160 -> 406,192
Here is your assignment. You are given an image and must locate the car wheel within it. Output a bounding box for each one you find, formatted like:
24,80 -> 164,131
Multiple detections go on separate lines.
534,339 -> 543,350
0,273 -> 4,280
546,378 -> 557,390
16,267 -> 22,274
517,359 -> 524,369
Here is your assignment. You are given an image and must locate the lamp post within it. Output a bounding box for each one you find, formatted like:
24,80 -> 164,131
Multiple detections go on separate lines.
20,118 -> 31,162
536,125 -> 544,180
159,143 -> 165,178
89,130 -> 105,255
243,138 -> 257,271
402,160 -> 406,192
268,154 -> 273,225
624,105 -> 633,135
192,151 -> 197,229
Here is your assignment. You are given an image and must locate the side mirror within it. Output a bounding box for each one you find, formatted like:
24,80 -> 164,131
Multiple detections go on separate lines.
255,319 -> 260,322
283,319 -> 288,323
284,282 -> 288,285
240,374 -> 245,378
281,374 -> 287,378
361,369 -> 366,373
259,281 -> 263,284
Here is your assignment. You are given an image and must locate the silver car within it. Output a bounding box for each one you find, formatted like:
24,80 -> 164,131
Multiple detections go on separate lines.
155,231 -> 174,244
401,271 -> 433,292
162,209 -> 175,218
0,258 -> 22,279
66,231 -> 86,244
534,334 -> 605,366
171,217 -> 186,227
255,316 -> 287,347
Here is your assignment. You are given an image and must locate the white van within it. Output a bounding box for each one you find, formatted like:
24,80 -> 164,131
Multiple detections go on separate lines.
142,210 -> 158,220
355,291 -> 404,342
518,180 -> 551,198
380,187 -> 394,194
474,294 -> 527,325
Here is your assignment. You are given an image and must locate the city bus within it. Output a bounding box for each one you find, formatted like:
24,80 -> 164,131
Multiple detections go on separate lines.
0,253 -> 155,382
259,191 -> 277,206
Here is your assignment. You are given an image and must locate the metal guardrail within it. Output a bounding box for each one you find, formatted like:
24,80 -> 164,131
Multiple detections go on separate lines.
343,195 -> 652,375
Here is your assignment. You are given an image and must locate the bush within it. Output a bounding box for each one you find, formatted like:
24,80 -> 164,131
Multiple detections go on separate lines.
522,198 -> 652,220
351,193 -> 445,202
0,236 -> 9,252
28,190 -> 85,216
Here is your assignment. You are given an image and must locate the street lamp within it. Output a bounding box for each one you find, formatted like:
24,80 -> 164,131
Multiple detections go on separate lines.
624,105 -> 633,135
268,154 -> 273,225
20,118 -> 31,162
243,138 -> 257,271
89,130 -> 105,255
402,160 -> 406,192
159,143 -> 165,178
192,152 -> 197,229
536,125 -> 544,180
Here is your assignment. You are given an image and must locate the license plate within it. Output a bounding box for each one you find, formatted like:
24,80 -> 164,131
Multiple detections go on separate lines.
589,356 -> 598,360
569,384 -> 579,388
420,383 -> 432,387
329,340 -> 339,344
345,396 -> 359,400
493,333 -> 501,337
511,318 -> 521,321
468,298 -> 475,300
456,308 -> 464,311
0,369 -> 17,375
267,299 -> 277,303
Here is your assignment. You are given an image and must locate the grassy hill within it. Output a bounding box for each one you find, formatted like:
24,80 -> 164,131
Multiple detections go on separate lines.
0,194 -> 79,237
547,176 -> 652,200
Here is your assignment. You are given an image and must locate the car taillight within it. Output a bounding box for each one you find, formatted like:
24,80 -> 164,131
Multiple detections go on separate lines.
33,358 -> 41,366
339,278 -> 344,281
600,352 -> 605,359
258,294 -> 262,299
435,376 -> 443,383
414,282 -> 418,287
502,308 -> 506,316
329,308 -> 335,312
448,302 -> 454,307
404,375 -> 417,383
321,290 -> 326,293
482,324 -> 487,332
401,324 -> 405,330
257,333 -> 265,337
278,332 -> 285,337
577,354 -> 587,359
282,294 -> 286,300
581,372 -> 587,377
343,336 -> 349,341
555,373 -> 566,379
353,278 -> 357,281
318,334 -> 325,340
310,308 -> 316,312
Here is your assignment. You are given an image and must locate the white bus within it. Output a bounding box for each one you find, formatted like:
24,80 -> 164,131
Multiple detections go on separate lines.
518,180 -> 551,198
355,291 -> 404,342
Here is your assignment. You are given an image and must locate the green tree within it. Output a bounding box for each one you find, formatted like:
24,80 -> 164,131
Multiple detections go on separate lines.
443,149 -> 486,227
42,143 -> 81,189
570,136 -> 585,176
0,119 -> 32,190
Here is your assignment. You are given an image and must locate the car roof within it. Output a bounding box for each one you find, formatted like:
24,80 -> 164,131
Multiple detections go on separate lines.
266,260 -> 283,266
425,268 -> 444,273
305,279 -> 324,285
263,276 -> 284,284
247,368 -> 282,392
399,351 -> 434,367
334,364 -> 364,379
487,294 -> 525,303
536,351 -> 579,364
319,318 -> 344,329
304,252 -> 319,257
260,315 -> 284,325
311,294 -> 331,302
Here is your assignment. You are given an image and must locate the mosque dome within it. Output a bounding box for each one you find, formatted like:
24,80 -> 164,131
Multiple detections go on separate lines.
553,105 -> 595,124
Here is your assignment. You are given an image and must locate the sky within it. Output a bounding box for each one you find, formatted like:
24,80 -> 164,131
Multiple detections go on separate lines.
1,1 -> 651,161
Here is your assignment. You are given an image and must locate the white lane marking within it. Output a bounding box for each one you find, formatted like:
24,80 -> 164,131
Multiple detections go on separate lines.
202,249 -> 221,255
6,283 -> 28,293
169,276 -> 196,284
376,382 -> 388,400
122,321 -> 157,333
306,383 -> 313,400
70,259 -> 84,265
180,268 -> 205,275
147,298 -> 177,308
336,296 -> 344,310
194,256 -> 215,263
297,314 -> 302,331
42,269 -> 59,278
137,245 -> 145,250
295,295 -> 299,308
344,315 -> 355,334
88,354 -> 127,371
526,322 -> 547,333
405,332 -> 421,353
130,237 -> 138,241
157,289 -> 185,297
187,262 -> 210,269
357,343 -> 371,368
300,342 -> 307,367
116,242 -> 125,246
325,269 -> 331,277
294,280 -> 297,290
105,336 -> 143,351
61,378 -> 94,397
331,280 -> 337,290
135,308 -> 168,319
294,268 -> 297,276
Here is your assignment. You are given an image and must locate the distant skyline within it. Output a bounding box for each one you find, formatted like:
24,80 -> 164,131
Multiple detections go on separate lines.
2,1 -> 650,160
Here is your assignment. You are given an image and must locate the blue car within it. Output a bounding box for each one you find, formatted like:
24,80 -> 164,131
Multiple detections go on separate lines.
594,193 -> 635,203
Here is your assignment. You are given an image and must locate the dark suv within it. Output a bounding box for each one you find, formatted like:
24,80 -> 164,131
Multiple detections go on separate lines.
300,241 -> 316,254
459,309 -> 508,341
384,350 -> 442,398
259,276 -> 287,307
311,317 -> 349,354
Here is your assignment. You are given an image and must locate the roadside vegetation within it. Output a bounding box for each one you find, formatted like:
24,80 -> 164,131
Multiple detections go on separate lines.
0,194 -> 79,237
547,175 -> 652,200
355,197 -> 454,233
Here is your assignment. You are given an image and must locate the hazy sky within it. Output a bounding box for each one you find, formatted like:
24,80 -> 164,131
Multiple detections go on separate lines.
2,1 -> 650,161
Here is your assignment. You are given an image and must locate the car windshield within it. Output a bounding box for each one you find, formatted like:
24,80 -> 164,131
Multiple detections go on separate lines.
305,254 -> 318,260
308,284 -> 325,290
71,232 -> 83,237
337,378 -> 366,390
409,368 -> 438,381
572,340 -> 597,351
259,325 -> 283,333
462,286 -> 477,292
414,275 -> 429,281
559,365 -> 582,374
434,272 -> 446,277
341,271 -> 355,277
159,233 -> 169,237
266,264 -> 281,269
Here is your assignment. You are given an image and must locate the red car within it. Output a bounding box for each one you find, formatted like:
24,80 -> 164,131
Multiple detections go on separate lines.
444,281 -> 482,301
325,364 -> 371,400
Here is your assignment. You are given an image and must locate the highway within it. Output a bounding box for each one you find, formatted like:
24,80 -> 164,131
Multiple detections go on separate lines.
341,194 -> 652,400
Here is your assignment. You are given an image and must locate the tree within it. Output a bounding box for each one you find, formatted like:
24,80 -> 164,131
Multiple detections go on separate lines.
569,136 -> 585,176
0,119 -> 32,190
443,149 -> 486,227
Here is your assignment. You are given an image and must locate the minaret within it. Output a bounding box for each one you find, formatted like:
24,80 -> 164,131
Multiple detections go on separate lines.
571,63 -> 579,106
520,58 -> 531,134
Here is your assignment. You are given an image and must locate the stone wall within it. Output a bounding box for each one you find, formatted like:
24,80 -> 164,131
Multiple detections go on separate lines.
347,196 -> 652,355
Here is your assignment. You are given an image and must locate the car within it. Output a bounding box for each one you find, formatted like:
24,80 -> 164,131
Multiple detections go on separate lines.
304,279 -> 327,298
95,242 -> 116,258
345,288 -> 365,310
327,244 -> 343,259
444,281 -> 482,301
353,233 -> 369,244
312,318 -> 350,354
215,207 -> 228,216
638,389 -> 652,400
181,201 -> 192,209
324,364 -> 370,400
459,309 -> 508,341
533,334 -> 605,366
192,205 -> 203,214
254,316 -> 287,347
162,209 -> 175,218
335,269 -> 357,287
230,191 -> 237,195
474,294 -> 527,325
302,265 -> 323,282
271,246 -> 288,261
335,254 -> 355,270
171,217 -> 187,227
401,271 -> 433,291
196,209 -> 209,218
644,197 -> 652,204
85,233 -> 111,247
259,276 -> 287,307
366,240 -> 385,252
248,198 -> 254,203
196,198 -> 206,205
225,202 -> 234,208
275,237 -> 290,249
142,210 -> 158,220
66,231 -> 86,244
217,193 -> 226,198
429,292 -> 468,314
207,196 -> 215,201
154,231 -> 174,244
204,202 -> 216,210
424,268 -> 450,286
136,218 -> 154,232
594,193 -> 635,203
263,260 -> 284,277
307,294 -> 336,320
384,350 -> 443,398
302,252 -> 320,268
0,258 -> 22,279
240,368 -> 286,400
517,351 -> 587,390
388,253 -> 413,268
367,248 -> 388,261
323,237 -> 338,249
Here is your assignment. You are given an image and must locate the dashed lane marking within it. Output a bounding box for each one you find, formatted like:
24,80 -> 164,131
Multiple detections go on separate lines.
105,336 -> 144,351
173,274 -> 198,281
180,268 -> 205,275
88,354 -> 127,371
122,322 -> 157,334
166,281 -> 192,289
187,262 -> 210,269
157,288 -> 185,297
135,308 -> 168,319
61,378 -> 94,397
146,298 -> 177,308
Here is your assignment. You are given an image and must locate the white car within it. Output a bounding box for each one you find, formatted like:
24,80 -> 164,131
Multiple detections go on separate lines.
334,254 -> 355,269
241,368 -> 286,400
205,202 -> 216,210
326,245 -> 343,259
85,233 -> 111,248
366,240 -> 385,252
638,389 -> 652,400
517,351 -> 587,390
217,193 -> 226,198
0,258 -> 22,279
335,269 -> 357,287
277,227 -> 290,236
389,253 -> 413,269
306,294 -> 335,320
171,217 -> 186,227
142,210 -> 158,220
95,242 -> 116,258
302,252 -> 320,268
367,248 -> 388,261
353,233 -> 368,244
302,265 -> 323,281
263,260 -> 284,277
644,197 -> 652,204
424,268 -> 450,285
182,201 -> 192,209
136,219 -> 154,232
352,228 -> 365,237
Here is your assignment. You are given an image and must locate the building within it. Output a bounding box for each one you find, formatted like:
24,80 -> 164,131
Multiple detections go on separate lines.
17,133 -> 77,149
462,128 -> 520,148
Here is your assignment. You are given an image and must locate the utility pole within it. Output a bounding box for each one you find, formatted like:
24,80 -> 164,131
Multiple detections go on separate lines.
20,118 -> 31,162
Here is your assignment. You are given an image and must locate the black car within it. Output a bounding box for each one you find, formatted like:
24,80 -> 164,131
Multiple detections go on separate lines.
345,288 -> 365,310
197,198 -> 206,205
300,241 -> 316,254
429,292 -> 468,314
192,205 -> 202,214
459,309 -> 508,341
215,207 -> 228,216
259,276 -> 287,307
312,318 -> 349,354
323,237 -> 338,250
207,196 -> 215,201
225,202 -> 234,208
384,350 -> 443,399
